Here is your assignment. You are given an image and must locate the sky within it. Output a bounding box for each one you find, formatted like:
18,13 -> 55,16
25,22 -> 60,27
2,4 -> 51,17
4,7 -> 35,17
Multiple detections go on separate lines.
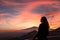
0,0 -> 60,30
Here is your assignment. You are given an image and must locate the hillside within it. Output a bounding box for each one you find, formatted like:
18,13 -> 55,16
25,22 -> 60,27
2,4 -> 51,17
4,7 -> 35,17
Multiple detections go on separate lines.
0,27 -> 60,40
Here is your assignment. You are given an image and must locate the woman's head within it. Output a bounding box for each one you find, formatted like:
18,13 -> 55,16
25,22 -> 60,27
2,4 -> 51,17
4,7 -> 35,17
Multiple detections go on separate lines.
41,16 -> 48,23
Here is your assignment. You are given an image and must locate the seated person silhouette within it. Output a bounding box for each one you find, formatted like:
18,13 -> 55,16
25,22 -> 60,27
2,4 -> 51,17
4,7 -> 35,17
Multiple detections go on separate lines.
33,16 -> 49,40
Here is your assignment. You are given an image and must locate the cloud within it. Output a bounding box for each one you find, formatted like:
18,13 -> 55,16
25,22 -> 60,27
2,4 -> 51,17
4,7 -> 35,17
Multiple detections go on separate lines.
0,0 -> 3,4
0,0 -> 27,19
0,15 -> 12,19
6,0 -> 38,3
0,4 -> 19,18
31,4 -> 60,14
5,0 -> 60,3
0,4 -> 18,14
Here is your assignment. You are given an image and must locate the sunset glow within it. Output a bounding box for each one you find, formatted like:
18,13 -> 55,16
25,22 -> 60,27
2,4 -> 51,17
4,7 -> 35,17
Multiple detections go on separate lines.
0,0 -> 60,30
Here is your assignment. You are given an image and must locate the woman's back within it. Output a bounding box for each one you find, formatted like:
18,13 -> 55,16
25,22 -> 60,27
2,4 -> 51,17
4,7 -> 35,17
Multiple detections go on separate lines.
38,23 -> 49,37
33,16 -> 49,40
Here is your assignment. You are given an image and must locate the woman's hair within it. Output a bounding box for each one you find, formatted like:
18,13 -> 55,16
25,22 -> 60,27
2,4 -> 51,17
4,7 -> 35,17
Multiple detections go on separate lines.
41,17 -> 48,22
41,16 -> 49,28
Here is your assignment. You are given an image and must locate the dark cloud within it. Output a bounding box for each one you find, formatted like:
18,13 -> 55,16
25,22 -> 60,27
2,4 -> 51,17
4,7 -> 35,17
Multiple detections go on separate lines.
57,0 -> 60,1
0,15 -> 13,19
0,4 -> 19,18
31,4 -> 60,14
52,3 -> 60,6
5,0 -> 60,3
0,0 -> 4,3
15,4 -> 27,8
6,0 -> 38,3
0,4 -> 18,14
0,0 -> 27,19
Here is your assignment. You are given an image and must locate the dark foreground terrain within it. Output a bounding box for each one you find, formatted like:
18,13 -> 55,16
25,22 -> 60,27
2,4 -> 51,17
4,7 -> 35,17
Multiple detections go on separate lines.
0,27 -> 60,40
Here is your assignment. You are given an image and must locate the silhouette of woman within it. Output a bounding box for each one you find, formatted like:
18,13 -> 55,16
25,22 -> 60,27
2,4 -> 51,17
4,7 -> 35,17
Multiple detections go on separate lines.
33,16 -> 49,40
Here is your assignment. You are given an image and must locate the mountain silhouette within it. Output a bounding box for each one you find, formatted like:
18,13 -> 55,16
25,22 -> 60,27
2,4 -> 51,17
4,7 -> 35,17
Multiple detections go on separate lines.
1,27 -> 60,40
20,27 -> 60,40
49,27 -> 60,36
48,27 -> 60,40
0,26 -> 38,40
20,30 -> 37,40
23,26 -> 38,31
8,30 -> 37,40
